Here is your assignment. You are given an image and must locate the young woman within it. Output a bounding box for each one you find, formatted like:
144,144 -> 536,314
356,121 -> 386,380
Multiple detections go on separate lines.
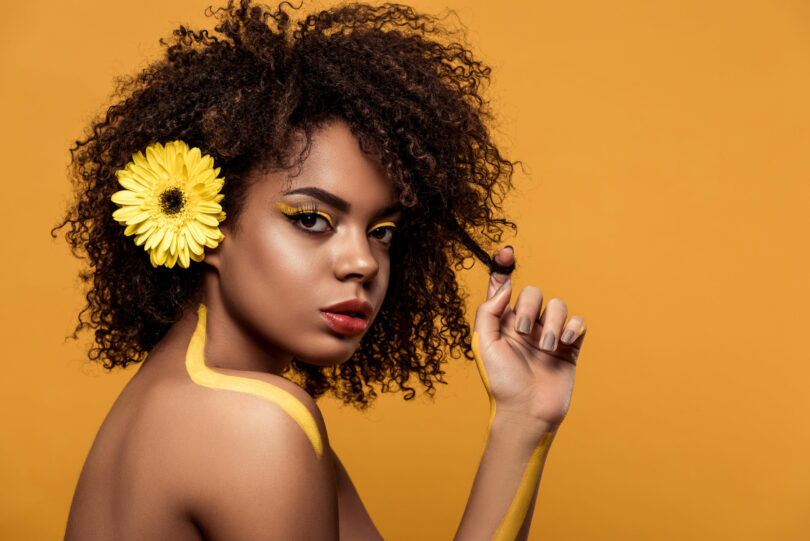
55,1 -> 587,539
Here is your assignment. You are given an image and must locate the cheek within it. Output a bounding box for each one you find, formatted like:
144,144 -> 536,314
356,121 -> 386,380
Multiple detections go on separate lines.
235,226 -> 320,301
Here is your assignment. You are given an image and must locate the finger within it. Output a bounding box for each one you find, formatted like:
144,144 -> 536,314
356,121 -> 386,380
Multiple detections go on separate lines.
513,285 -> 544,336
486,246 -> 515,301
560,316 -> 587,345
475,275 -> 513,343
536,298 -> 568,352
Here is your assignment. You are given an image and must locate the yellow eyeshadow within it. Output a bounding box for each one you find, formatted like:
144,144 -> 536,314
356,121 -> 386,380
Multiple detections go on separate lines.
274,202 -> 333,227
367,220 -> 398,233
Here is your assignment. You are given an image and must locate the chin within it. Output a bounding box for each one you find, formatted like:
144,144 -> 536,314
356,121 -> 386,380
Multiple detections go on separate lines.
293,336 -> 361,367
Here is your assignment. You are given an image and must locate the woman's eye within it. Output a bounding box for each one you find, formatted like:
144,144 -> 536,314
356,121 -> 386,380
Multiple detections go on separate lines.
370,226 -> 396,246
289,212 -> 331,233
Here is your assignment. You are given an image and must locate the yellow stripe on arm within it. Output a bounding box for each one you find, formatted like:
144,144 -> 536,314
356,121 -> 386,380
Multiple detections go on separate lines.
185,303 -> 324,459
472,331 -> 554,541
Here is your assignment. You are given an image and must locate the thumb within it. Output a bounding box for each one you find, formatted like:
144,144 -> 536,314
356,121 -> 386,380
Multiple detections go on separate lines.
476,247 -> 514,343
486,246 -> 514,300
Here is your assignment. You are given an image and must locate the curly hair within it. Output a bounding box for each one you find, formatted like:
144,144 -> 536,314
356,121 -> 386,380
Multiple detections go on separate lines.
52,0 -> 520,409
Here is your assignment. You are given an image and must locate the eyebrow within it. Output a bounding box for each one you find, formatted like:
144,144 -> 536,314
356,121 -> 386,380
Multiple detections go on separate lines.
282,186 -> 402,219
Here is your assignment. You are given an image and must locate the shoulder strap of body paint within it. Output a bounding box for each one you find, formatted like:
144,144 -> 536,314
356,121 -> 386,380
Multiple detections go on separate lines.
184,303 -> 325,459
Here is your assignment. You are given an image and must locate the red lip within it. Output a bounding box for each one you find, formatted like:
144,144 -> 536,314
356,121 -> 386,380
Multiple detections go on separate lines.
320,299 -> 373,337
320,299 -> 373,318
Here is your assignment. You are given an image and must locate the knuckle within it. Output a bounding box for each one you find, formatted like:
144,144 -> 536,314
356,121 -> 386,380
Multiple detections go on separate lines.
523,285 -> 542,298
548,297 -> 568,313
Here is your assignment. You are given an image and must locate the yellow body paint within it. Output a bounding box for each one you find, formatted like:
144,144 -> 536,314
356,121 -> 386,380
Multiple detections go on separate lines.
472,331 -> 554,541
185,303 -> 324,459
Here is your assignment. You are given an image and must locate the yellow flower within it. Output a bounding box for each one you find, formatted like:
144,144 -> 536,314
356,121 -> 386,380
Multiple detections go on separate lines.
111,140 -> 226,269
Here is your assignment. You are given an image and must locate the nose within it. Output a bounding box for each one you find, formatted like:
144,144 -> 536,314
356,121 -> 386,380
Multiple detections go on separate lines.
333,226 -> 379,283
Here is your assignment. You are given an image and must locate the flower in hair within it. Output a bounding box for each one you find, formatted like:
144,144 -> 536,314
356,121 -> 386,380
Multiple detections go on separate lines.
111,140 -> 226,269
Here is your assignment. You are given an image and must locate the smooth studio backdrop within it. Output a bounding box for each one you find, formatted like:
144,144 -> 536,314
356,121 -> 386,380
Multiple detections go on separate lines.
1,0 -> 809,539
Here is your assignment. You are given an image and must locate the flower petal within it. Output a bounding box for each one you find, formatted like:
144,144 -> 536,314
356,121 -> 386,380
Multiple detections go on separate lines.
198,223 -> 222,240
117,175 -> 151,192
184,146 -> 203,175
184,228 -> 204,255
178,244 -> 190,268
111,190 -> 144,206
196,201 -> 222,213
112,207 -> 149,224
134,225 -> 156,246
132,151 -> 149,170
134,219 -> 156,235
152,247 -> 168,266
159,229 -> 174,253
146,144 -> 172,179
142,226 -> 161,250
127,163 -> 160,185
196,212 -> 220,227
165,249 -> 179,268
187,221 -> 206,245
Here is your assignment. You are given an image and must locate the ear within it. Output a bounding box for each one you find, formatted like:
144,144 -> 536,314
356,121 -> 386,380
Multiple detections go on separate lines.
202,224 -> 230,270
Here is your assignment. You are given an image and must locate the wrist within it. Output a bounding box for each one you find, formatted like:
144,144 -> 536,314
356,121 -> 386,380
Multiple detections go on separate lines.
491,407 -> 559,447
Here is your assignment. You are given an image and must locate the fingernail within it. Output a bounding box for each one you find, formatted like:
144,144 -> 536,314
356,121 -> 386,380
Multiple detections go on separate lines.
561,329 -> 575,344
495,278 -> 511,295
542,332 -> 556,351
517,316 -> 531,335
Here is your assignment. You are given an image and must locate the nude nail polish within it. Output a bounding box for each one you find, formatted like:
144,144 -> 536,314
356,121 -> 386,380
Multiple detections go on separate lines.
517,316 -> 531,334
542,333 -> 555,351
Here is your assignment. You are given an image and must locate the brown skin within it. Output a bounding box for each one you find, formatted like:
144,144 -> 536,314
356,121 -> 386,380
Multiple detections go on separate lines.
53,0 -> 523,410
60,3 -> 590,538
193,119 -> 401,375
65,123 -> 586,540
65,120 -> 394,539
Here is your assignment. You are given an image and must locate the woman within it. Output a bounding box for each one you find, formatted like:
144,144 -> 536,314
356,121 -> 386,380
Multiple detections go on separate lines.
55,1 -> 587,539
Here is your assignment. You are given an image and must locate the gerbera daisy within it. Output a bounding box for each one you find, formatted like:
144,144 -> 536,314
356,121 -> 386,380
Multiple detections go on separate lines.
111,140 -> 226,269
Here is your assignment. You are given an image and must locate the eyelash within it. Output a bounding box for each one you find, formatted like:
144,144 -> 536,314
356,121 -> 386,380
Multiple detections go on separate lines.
280,202 -> 398,246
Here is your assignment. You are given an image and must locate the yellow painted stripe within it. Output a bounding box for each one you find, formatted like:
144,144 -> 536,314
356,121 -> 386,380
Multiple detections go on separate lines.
472,331 -> 497,432
185,303 -> 324,459
491,433 -> 554,540
472,331 -> 553,540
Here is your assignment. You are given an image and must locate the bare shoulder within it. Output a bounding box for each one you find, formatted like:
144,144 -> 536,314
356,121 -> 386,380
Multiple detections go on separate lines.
145,370 -> 338,540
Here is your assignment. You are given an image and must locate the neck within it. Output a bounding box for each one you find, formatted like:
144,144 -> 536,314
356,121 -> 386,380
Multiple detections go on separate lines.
188,269 -> 294,375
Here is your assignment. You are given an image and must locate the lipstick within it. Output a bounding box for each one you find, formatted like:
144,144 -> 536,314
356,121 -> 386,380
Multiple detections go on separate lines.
320,298 -> 373,337
320,312 -> 368,336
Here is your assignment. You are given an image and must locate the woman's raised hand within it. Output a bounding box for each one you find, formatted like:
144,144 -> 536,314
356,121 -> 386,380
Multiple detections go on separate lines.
473,246 -> 586,436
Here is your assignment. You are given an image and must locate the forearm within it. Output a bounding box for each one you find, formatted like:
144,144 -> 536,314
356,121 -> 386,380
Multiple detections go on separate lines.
515,446 -> 543,541
454,411 -> 556,541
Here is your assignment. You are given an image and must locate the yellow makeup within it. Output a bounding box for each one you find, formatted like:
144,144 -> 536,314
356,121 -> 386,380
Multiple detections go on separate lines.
472,331 -> 554,540
274,201 -> 334,227
185,303 -> 324,459
368,220 -> 397,233
276,201 -> 397,240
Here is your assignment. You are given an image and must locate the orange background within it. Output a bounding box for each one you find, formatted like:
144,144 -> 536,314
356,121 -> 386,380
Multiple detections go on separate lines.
2,0 -> 809,539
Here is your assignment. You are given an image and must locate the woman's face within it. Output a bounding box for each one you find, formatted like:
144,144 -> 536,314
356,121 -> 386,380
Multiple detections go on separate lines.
206,120 -> 402,368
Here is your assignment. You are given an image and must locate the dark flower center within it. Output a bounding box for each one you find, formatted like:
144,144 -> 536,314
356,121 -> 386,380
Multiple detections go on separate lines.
159,187 -> 185,215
